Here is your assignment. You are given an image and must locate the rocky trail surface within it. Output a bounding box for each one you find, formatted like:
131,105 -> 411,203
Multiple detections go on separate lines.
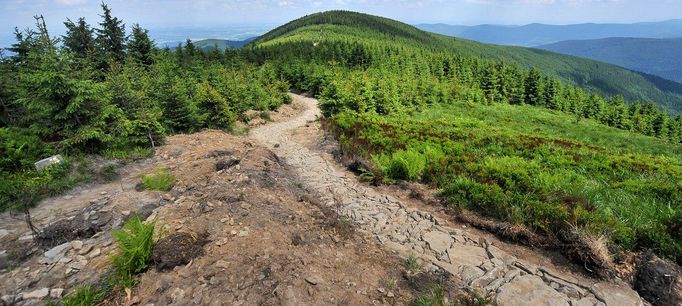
0,93 -> 649,306
252,94 -> 646,306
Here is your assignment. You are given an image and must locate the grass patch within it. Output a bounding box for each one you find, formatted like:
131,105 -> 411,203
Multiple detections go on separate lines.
100,164 -> 120,182
60,285 -> 106,306
231,126 -> 250,136
413,284 -> 446,306
380,277 -> 398,291
102,147 -> 154,161
140,167 -> 176,192
0,159 -> 91,212
404,254 -> 421,272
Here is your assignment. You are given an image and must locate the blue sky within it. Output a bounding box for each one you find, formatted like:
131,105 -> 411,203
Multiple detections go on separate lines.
2,0 -> 681,38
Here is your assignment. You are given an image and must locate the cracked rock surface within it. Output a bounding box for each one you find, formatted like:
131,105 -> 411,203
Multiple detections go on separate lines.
252,93 -> 646,306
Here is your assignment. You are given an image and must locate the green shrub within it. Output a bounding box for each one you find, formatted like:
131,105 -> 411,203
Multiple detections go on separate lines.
0,162 -> 79,212
111,216 -> 155,287
61,285 -> 105,306
140,167 -> 176,191
0,127 -> 52,173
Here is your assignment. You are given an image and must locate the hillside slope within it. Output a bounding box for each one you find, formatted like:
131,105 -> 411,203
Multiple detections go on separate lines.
417,19 -> 682,46
245,10 -> 682,271
538,37 -> 682,83
194,38 -> 255,51
252,11 -> 682,114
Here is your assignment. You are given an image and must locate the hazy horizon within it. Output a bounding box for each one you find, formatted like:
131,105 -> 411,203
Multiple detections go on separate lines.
2,0 -> 681,49
3,0 -> 682,30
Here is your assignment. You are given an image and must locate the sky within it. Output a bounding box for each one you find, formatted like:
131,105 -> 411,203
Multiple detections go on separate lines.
2,0 -> 681,45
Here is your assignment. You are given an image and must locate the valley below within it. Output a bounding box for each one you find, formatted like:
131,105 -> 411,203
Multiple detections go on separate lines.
0,94 -> 653,306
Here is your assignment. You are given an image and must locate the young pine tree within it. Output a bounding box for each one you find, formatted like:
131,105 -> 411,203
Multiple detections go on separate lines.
62,18 -> 95,58
105,64 -> 164,148
7,28 -> 36,66
18,20 -> 126,151
162,77 -> 198,133
523,68 -> 543,105
96,3 -> 126,64
195,81 -> 235,130
127,24 -> 154,66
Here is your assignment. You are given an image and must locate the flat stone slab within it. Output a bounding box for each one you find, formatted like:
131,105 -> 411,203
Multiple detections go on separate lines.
39,242 -> 71,265
22,288 -> 49,300
448,244 -> 489,267
592,282 -> 644,306
496,274 -> 570,306
422,230 -> 452,253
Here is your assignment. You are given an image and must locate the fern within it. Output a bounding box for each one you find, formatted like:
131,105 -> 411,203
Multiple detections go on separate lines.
111,215 -> 155,287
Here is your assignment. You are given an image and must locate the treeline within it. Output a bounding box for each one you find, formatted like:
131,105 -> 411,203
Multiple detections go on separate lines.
246,38 -> 682,142
0,4 -> 289,210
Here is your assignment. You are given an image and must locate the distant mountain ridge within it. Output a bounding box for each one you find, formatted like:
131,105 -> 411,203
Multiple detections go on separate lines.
538,37 -> 682,84
194,38 -> 256,51
417,20 -> 682,46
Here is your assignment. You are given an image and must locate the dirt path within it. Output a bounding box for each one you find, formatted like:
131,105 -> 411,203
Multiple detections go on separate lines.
251,93 -> 646,306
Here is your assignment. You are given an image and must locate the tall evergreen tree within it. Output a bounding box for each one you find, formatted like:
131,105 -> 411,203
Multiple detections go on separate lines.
128,24 -> 154,66
7,28 -> 36,65
17,19 -> 126,150
96,2 -> 126,63
183,39 -> 197,64
480,65 -> 501,104
652,111 -> 670,138
62,18 -> 95,58
524,68 -> 542,105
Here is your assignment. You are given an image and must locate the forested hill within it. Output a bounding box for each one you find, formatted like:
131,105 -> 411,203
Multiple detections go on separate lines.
251,11 -> 682,115
194,38 -> 255,51
416,19 -> 682,47
538,37 -> 682,84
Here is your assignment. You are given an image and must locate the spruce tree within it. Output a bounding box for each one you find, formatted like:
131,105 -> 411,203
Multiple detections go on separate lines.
162,77 -> 197,133
195,81 -> 235,129
96,2 -> 126,63
63,18 -> 95,58
480,65 -> 501,104
652,111 -> 670,138
524,68 -> 542,105
18,37 -> 124,150
7,28 -> 36,65
128,24 -> 154,66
